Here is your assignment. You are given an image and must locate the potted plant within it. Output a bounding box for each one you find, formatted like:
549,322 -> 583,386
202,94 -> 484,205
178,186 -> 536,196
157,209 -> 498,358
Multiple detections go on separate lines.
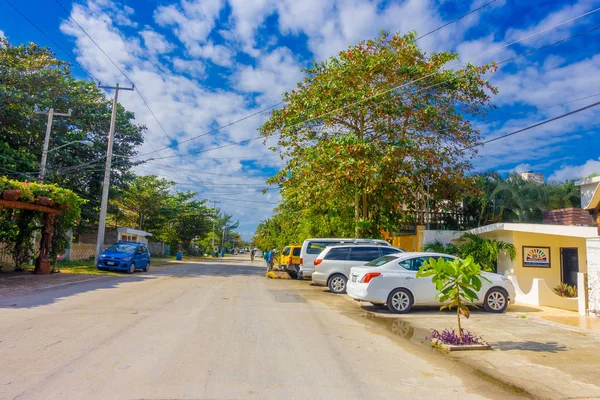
417,256 -> 491,350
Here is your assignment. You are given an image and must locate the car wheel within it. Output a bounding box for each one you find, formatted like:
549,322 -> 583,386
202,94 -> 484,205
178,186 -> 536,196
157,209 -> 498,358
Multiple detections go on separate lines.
328,274 -> 347,294
386,288 -> 414,314
128,262 -> 136,274
143,262 -> 150,272
483,288 -> 508,313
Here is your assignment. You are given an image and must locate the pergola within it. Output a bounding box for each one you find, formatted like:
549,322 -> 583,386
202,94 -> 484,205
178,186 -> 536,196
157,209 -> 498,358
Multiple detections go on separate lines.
0,199 -> 61,274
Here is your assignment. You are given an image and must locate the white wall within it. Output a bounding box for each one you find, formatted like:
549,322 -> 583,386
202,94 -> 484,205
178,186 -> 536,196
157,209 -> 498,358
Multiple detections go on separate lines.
422,230 -> 462,247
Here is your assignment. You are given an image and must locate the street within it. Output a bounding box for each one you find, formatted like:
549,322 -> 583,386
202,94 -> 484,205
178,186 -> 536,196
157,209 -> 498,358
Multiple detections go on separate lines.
0,257 -> 522,400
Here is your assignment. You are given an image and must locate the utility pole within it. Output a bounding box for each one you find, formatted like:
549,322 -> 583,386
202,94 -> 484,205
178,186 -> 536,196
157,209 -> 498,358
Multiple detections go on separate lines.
95,83 -> 134,263
35,107 -> 72,183
211,200 -> 220,249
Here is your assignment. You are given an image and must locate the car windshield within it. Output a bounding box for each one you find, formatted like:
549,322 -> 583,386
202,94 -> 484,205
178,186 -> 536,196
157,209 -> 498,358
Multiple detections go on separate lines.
364,255 -> 399,267
106,243 -> 137,254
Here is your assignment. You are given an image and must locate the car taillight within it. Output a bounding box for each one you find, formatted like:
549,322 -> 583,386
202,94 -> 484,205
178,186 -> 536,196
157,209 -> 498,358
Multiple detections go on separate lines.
361,272 -> 381,283
314,259 -> 322,266
288,257 -> 293,265
300,257 -> 303,265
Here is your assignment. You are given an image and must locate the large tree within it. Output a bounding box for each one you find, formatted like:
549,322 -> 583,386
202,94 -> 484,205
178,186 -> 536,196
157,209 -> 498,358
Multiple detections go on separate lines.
260,31 -> 497,237
0,38 -> 145,233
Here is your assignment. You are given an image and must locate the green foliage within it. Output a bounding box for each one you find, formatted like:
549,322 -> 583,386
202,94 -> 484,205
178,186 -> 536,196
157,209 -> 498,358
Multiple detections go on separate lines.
0,38 -> 145,234
456,233 -> 515,272
417,256 -> 489,342
260,31 -> 497,238
0,177 -> 84,267
463,173 -> 582,226
552,283 -> 577,298
422,240 -> 459,255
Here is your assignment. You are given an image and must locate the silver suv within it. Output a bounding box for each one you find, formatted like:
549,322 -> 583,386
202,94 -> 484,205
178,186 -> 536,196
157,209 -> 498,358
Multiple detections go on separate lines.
311,244 -> 404,294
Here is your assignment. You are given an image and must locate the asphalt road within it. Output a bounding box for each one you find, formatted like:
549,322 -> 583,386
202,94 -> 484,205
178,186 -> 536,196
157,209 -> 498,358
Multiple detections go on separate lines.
0,258 -> 521,400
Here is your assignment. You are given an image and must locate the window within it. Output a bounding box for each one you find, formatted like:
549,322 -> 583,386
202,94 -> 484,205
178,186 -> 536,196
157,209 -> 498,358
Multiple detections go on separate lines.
324,247 -> 350,260
398,259 -> 413,270
136,246 -> 144,254
348,247 -> 381,262
292,247 -> 301,256
142,246 -> 148,254
411,257 -> 433,271
282,247 -> 291,256
380,247 -> 402,256
365,255 -> 399,267
307,241 -> 337,254
106,243 -> 138,254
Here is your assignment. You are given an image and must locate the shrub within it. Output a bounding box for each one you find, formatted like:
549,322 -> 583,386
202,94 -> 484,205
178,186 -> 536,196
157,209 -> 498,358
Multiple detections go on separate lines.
553,283 -> 577,298
430,328 -> 488,346
417,256 -> 489,342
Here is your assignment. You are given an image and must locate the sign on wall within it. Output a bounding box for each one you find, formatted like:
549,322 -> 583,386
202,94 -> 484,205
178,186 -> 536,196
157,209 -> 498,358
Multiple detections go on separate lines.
523,246 -> 551,267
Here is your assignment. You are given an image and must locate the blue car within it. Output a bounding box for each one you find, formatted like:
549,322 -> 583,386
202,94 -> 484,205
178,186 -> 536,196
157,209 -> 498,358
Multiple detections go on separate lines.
97,241 -> 151,273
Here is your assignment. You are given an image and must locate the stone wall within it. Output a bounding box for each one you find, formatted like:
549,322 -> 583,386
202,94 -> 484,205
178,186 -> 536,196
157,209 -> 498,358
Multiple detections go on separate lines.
542,208 -> 595,226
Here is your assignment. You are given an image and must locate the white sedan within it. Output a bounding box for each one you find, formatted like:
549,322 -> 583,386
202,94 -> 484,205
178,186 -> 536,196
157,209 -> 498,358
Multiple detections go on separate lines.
346,252 -> 515,314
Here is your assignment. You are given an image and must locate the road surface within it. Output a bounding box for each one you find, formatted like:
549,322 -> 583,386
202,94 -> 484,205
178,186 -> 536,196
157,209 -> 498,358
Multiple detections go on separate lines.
0,258 -> 521,400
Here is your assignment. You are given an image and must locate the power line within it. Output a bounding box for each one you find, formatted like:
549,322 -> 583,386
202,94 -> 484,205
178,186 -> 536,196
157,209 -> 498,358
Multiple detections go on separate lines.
468,100 -> 600,150
135,7 -> 600,162
2,0 -> 103,84
52,0 -> 207,184
103,0 -> 499,158
415,0 -> 497,41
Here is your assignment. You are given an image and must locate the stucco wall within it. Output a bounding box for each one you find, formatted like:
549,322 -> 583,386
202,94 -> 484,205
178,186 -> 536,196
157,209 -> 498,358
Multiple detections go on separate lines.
478,230 -> 587,293
421,230 -> 462,248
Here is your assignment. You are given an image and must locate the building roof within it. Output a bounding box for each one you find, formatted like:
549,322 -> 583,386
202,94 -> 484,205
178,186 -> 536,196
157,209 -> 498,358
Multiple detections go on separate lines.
117,227 -> 153,237
468,223 -> 597,239
576,176 -> 600,210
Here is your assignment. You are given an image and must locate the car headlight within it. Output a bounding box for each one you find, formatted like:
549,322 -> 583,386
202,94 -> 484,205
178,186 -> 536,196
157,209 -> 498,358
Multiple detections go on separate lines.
122,257 -> 132,261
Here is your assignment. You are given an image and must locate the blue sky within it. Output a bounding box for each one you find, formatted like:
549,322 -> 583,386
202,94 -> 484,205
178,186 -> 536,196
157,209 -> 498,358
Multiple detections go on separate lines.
1,0 -> 600,239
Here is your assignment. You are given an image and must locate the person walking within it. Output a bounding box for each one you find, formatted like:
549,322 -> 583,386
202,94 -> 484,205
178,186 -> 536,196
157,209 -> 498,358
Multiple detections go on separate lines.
266,248 -> 276,272
250,249 -> 255,261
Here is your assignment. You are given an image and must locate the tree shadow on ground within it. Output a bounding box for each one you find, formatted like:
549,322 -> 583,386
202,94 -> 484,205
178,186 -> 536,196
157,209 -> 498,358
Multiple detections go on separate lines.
495,341 -> 568,352
0,274 -> 150,309
0,262 -> 264,309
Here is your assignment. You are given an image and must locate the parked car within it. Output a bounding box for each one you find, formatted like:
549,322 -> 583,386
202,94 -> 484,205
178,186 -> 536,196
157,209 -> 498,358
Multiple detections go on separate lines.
312,243 -> 404,293
346,252 -> 515,314
97,241 -> 151,273
280,244 -> 302,278
298,238 -> 391,279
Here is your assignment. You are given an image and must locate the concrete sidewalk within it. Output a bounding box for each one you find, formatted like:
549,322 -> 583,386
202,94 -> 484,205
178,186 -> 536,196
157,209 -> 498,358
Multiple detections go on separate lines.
351,301 -> 600,400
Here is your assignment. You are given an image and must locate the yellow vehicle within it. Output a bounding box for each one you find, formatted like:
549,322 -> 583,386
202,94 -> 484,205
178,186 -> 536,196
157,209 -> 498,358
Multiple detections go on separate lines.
280,244 -> 302,278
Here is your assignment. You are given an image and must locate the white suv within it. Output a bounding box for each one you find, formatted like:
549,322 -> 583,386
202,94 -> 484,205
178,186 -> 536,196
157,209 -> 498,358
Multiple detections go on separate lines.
311,244 -> 404,294
298,238 -> 391,279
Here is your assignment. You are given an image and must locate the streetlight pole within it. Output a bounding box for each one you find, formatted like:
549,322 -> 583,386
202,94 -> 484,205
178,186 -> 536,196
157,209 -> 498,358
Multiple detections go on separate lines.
35,107 -> 72,183
95,83 -> 134,263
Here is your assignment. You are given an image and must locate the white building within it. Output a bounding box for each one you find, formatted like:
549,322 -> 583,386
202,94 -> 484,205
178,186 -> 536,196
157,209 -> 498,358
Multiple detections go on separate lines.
520,171 -> 544,184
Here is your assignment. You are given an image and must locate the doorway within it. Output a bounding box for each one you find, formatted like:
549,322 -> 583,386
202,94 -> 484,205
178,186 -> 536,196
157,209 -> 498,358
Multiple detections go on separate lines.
560,248 -> 579,287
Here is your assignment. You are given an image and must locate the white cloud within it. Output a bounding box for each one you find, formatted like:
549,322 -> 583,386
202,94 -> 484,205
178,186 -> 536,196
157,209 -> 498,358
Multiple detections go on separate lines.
512,163 -> 532,174
140,29 -> 175,55
154,0 -> 225,61
0,30 -> 5,39
549,158 -> 600,181
235,47 -> 304,103
172,58 -> 205,78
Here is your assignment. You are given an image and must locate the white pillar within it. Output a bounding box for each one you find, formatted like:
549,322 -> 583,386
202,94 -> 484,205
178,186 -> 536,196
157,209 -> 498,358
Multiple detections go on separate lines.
577,272 -> 587,316
586,237 -> 600,316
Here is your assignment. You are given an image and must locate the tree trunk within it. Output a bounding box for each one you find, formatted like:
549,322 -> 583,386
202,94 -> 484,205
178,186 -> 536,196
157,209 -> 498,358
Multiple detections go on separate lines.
354,192 -> 360,238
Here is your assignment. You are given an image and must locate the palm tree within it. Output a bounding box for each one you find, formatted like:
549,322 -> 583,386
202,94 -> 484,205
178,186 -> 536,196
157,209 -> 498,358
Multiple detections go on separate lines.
491,175 -> 546,222
456,233 -> 516,272
422,240 -> 459,255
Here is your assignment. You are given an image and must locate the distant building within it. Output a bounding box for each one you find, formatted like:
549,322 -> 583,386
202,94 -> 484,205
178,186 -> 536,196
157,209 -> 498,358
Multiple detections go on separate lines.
520,171 -> 544,184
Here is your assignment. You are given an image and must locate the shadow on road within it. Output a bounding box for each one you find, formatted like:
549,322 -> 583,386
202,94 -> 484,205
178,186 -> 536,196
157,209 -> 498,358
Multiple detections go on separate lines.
0,275 -> 150,309
0,262 -> 264,309
495,341 -> 568,352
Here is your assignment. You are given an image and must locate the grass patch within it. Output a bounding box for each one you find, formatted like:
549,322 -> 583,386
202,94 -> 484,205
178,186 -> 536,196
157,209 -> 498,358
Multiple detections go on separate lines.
55,259 -> 122,276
